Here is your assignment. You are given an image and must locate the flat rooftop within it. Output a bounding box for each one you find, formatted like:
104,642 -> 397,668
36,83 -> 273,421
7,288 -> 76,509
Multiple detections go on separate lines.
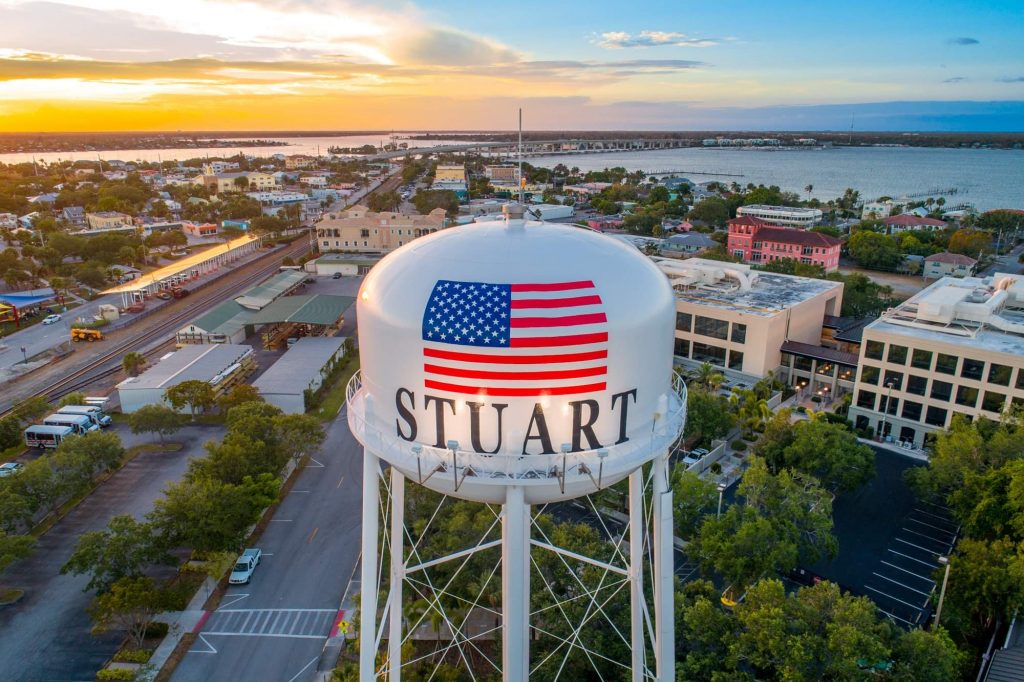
185,269 -> 309,337
235,269 -> 307,310
249,294 -> 354,326
104,235 -> 260,294
657,258 -> 841,318
866,272 -> 1024,355
117,344 -> 252,391
253,337 -> 346,396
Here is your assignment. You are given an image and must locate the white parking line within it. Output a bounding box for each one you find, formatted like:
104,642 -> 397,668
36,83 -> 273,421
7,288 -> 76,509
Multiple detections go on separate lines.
915,508 -> 954,522
872,572 -> 932,597
901,527 -> 950,544
880,560 -> 936,584
894,537 -> 942,554
877,608 -> 915,627
202,632 -> 326,640
286,656 -> 320,682
888,548 -> 939,568
907,517 -> 958,536
864,585 -> 928,610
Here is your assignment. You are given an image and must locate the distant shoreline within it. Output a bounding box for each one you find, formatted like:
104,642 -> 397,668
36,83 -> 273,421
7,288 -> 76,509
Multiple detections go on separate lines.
0,130 -> 1021,155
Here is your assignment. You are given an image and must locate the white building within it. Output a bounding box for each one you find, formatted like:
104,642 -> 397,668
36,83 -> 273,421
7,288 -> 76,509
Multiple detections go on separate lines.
735,204 -> 823,229
202,161 -> 240,175
253,337 -> 347,413
247,190 -> 308,205
657,258 -> 843,379
300,176 -> 328,188
116,344 -> 255,413
849,273 -> 1024,447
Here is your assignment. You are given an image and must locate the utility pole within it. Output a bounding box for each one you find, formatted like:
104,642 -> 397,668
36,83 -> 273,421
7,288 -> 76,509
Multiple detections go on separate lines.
935,556 -> 951,629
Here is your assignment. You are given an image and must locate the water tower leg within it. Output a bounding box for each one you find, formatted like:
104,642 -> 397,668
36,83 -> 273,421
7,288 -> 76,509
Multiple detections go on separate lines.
628,469 -> 645,682
388,468 -> 405,682
652,453 -> 675,682
359,449 -> 380,681
502,486 -> 529,682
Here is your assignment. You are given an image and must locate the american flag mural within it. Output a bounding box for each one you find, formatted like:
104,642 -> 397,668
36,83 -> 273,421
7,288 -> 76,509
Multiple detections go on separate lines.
421,279 -> 608,397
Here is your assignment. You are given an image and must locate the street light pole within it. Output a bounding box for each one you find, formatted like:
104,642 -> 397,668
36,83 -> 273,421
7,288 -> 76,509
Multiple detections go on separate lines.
935,555 -> 951,629
879,380 -> 894,441
20,346 -> 27,364
717,482 -> 726,519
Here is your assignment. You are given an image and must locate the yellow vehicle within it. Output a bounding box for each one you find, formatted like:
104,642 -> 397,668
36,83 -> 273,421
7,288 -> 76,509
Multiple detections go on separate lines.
71,328 -> 103,342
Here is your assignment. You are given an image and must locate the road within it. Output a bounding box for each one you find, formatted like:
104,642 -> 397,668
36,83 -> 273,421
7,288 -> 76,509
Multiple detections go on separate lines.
0,424 -> 222,682
978,241 -> 1024,277
171,410 -> 363,682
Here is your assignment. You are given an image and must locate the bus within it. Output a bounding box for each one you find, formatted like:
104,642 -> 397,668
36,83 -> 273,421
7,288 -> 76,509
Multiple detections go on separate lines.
24,424 -> 75,449
58,405 -> 112,428
42,412 -> 98,435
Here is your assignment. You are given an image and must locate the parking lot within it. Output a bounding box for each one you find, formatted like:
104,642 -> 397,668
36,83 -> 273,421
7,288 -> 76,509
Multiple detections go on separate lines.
810,447 -> 958,629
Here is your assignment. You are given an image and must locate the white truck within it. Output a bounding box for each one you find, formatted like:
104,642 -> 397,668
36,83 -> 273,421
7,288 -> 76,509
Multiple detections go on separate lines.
229,548 -> 262,585
58,405 -> 113,428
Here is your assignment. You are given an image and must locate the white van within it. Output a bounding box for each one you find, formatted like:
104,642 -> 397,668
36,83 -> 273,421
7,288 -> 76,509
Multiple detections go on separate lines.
24,424 -> 75,449
58,405 -> 112,428
43,412 -> 99,435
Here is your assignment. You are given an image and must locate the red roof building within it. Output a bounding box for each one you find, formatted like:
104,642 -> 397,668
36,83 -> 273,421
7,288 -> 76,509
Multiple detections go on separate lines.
727,216 -> 842,272
884,214 -> 947,233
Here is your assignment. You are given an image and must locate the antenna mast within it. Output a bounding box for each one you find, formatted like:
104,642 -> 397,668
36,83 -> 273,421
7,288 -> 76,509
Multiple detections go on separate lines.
518,108 -> 524,205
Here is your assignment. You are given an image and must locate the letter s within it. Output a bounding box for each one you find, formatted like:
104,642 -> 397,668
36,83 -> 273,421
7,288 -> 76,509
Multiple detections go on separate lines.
395,388 -> 417,441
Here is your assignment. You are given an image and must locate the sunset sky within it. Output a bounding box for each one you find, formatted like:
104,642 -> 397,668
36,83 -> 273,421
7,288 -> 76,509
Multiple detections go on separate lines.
0,0 -> 1021,131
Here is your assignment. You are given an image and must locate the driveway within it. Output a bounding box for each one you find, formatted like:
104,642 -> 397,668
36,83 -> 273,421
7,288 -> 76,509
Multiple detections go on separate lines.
0,424 -> 222,682
170,410 -> 363,682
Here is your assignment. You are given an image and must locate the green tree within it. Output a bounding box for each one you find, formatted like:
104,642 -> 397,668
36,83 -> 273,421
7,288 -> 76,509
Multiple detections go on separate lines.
647,185 -> 670,203
687,197 -> 729,226
412,190 -> 459,217
128,404 -> 184,444
367,191 -> 401,212
217,384 -> 263,414
891,628 -> 964,682
61,515 -> 168,593
684,388 -> 735,447
11,396 -> 52,423
273,413 -> 326,466
232,175 -> 249,191
164,380 -> 215,420
774,419 -> 875,493
121,351 -> 146,377
88,576 -> 177,648
947,228 -> 992,257
671,468 -> 718,540
846,230 -> 902,270
148,473 -> 280,553
0,530 -> 35,572
693,361 -> 725,391
941,537 -> 1024,635
826,272 -> 896,318
58,392 -> 87,407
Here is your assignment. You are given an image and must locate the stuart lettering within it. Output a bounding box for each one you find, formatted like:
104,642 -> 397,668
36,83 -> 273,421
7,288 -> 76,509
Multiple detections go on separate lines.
467,401 -> 507,454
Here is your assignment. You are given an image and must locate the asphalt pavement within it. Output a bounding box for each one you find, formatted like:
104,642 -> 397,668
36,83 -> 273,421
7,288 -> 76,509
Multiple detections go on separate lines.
170,409 -> 363,682
0,424 -> 221,682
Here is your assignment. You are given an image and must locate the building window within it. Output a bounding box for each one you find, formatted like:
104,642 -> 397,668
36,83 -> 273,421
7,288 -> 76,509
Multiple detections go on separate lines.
982,391 -> 1007,413
955,386 -> 979,407
360,229 -> 370,238
925,406 -> 948,427
961,358 -> 985,381
793,355 -> 813,372
931,380 -> 953,401
731,323 -> 747,344
883,370 -> 903,391
865,340 -> 884,361
906,375 -> 928,396
882,396 -> 899,415
674,337 -> 690,358
860,365 -> 880,385
676,312 -> 691,332
694,316 -> 729,340
989,364 -> 1013,386
691,342 -> 726,366
902,401 -> 923,421
910,349 -> 933,370
728,350 -> 744,370
935,353 -> 958,375
887,345 -> 908,365
856,390 -> 876,409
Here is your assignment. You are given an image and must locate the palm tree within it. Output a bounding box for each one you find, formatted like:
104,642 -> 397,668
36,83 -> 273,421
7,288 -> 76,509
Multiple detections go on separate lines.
694,361 -> 725,392
804,184 -> 814,199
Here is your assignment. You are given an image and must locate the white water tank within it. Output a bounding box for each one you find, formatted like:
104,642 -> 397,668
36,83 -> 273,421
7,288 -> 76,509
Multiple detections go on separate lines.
348,212 -> 685,504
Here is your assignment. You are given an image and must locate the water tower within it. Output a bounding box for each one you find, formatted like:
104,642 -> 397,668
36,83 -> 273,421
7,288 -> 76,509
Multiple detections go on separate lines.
347,204 -> 686,681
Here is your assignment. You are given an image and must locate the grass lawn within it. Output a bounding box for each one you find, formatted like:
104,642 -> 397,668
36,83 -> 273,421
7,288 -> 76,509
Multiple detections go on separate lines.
312,358 -> 360,421
0,587 -> 24,605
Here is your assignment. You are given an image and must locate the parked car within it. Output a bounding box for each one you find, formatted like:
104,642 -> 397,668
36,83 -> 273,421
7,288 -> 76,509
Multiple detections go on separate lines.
332,272 -> 342,279
0,462 -> 24,477
42,314 -> 61,325
681,452 -> 702,468
155,290 -> 173,300
229,548 -> 262,585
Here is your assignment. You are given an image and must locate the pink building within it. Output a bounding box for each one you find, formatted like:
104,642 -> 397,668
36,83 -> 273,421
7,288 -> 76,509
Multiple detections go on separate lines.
727,216 -> 841,272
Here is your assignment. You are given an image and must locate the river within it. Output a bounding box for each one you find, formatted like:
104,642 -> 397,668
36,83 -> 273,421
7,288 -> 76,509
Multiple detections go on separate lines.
2,134 -> 1020,211
528,145 -> 1024,211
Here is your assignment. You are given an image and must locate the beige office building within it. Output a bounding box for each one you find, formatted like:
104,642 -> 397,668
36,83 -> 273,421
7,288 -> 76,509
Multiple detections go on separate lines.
316,204 -> 447,253
434,165 -> 466,183
849,273 -> 1024,447
657,259 -> 844,379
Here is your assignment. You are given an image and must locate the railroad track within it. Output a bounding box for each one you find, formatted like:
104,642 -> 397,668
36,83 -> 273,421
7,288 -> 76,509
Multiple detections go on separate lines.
3,239 -> 310,413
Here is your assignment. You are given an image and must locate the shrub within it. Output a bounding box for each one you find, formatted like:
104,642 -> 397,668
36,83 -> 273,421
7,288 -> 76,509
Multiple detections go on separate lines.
96,669 -> 136,681
709,462 -> 722,475
796,406 -> 807,414
112,649 -> 151,663
810,396 -> 822,403
142,621 -> 169,639
730,439 -> 747,451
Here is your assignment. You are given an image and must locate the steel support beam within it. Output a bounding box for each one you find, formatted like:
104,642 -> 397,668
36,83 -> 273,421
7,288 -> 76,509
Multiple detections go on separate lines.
502,486 -> 530,682
388,468 -> 405,682
359,448 -> 380,681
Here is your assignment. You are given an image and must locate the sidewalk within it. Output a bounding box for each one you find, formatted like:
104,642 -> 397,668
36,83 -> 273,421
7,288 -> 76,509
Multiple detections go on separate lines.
314,558 -> 361,681
141,576 -> 217,681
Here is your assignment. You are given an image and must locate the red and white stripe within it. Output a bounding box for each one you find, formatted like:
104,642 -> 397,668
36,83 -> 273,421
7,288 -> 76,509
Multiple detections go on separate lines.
422,280 -> 607,397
